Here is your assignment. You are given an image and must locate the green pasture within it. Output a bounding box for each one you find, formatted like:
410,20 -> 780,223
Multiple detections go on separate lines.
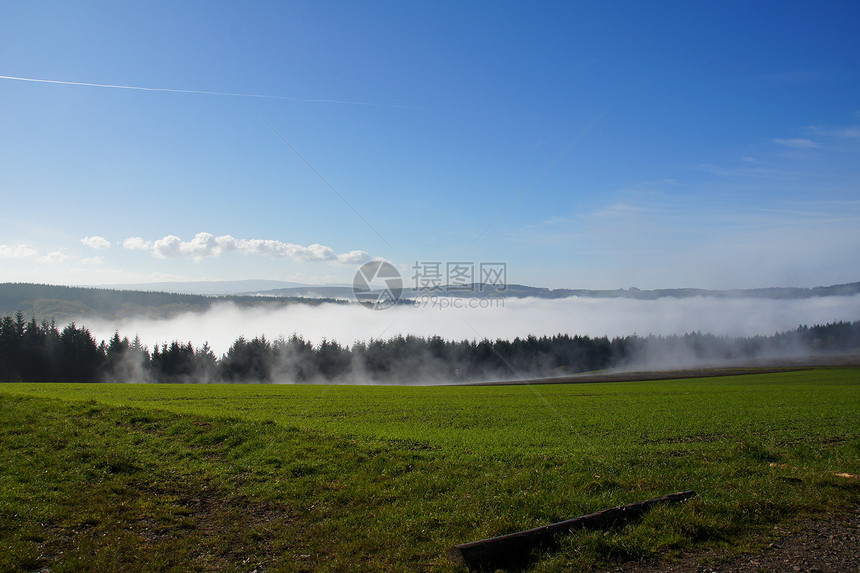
1,368 -> 858,571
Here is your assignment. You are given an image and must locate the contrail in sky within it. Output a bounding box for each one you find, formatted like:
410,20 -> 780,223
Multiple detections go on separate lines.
0,74 -> 423,109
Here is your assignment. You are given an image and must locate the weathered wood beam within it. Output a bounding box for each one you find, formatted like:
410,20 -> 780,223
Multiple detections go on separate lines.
448,490 -> 697,570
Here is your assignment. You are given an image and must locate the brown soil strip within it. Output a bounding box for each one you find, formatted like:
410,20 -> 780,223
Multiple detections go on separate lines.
601,507 -> 860,573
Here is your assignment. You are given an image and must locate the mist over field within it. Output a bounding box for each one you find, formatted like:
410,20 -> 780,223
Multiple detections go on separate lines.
86,294 -> 860,359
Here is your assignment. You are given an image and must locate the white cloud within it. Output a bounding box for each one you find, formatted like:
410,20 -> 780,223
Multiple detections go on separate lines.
0,244 -> 68,265
333,250 -> 373,264
123,237 -> 153,250
124,232 -> 371,264
0,244 -> 39,258
807,125 -> 860,139
773,138 -> 820,149
81,256 -> 105,265
37,251 -> 69,263
81,236 -> 111,249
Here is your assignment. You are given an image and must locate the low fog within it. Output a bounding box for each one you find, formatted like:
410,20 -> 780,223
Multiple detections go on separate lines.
87,293 -> 860,361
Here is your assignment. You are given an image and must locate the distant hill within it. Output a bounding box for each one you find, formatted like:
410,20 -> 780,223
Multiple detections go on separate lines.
0,283 -> 343,322
1,281 -> 858,323
244,286 -> 358,299
93,279 -> 309,296
247,281 -> 860,300
508,282 -> 860,300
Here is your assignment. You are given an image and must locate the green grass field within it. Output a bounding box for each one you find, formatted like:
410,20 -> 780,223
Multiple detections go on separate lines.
1,368 -> 858,572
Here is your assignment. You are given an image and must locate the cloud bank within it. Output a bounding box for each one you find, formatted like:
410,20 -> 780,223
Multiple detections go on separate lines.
0,244 -> 68,263
0,245 -> 39,259
85,294 -> 860,358
123,232 -> 370,264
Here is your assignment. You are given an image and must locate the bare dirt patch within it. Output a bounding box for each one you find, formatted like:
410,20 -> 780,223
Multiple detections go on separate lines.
601,507 -> 859,573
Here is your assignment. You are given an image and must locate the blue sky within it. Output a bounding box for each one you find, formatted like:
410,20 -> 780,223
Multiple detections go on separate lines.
1,1 -> 858,289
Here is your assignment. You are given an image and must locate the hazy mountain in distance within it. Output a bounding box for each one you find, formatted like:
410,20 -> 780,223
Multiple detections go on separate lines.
0,283 -> 344,322
245,282 -> 860,300
2,281 -> 858,323
93,279 -> 309,296
242,286 -> 357,299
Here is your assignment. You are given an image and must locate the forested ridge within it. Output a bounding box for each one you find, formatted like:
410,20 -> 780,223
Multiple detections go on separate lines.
1,312 -> 858,384
0,283 -> 342,322
4,282 -> 859,323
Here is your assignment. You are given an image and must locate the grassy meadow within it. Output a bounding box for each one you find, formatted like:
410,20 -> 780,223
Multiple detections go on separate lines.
1,368 -> 858,571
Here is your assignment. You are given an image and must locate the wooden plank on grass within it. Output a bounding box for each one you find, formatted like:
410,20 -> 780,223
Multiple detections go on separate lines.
448,490 -> 697,569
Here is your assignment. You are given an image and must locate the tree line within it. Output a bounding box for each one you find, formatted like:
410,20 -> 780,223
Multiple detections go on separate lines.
0,312 -> 858,383
0,282 -> 346,324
